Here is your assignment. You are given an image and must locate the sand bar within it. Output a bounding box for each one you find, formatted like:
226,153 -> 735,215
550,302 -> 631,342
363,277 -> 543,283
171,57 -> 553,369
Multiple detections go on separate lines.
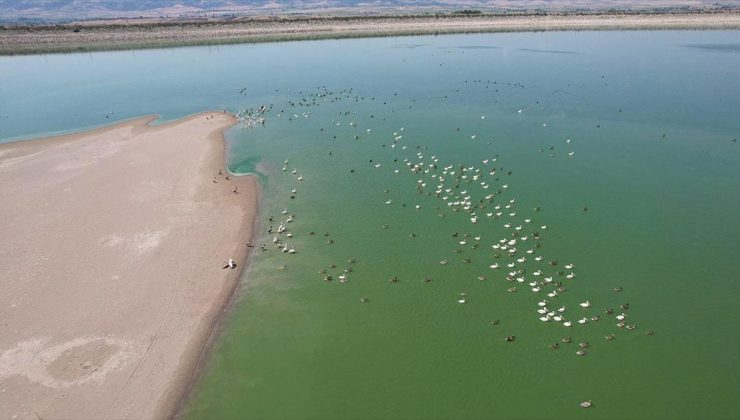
2,12 -> 740,55
0,112 -> 258,419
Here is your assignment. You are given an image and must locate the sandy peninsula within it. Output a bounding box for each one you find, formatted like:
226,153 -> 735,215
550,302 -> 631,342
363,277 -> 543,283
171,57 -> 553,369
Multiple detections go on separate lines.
2,12 -> 739,55
0,112 -> 258,419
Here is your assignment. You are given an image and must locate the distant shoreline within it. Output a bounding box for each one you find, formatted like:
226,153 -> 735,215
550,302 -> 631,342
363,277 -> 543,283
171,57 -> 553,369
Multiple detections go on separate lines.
2,12 -> 739,55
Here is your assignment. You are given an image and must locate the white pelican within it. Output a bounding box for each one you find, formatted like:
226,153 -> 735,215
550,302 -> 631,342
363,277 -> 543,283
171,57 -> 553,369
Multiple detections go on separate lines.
580,301 -> 591,308
563,321 -> 572,327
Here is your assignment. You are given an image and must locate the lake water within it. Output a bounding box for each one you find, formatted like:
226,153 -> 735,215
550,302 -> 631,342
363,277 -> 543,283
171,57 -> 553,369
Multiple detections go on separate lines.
1,31 -> 739,419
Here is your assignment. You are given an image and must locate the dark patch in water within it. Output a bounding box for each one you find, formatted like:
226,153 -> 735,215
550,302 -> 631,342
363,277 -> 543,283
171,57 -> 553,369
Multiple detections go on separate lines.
519,48 -> 577,55
390,44 -> 429,49
683,43 -> 740,52
449,45 -> 500,50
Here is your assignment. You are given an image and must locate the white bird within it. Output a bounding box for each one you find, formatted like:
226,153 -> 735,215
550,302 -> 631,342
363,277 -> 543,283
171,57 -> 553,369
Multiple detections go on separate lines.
539,316 -> 550,322
563,321 -> 572,327
578,317 -> 588,324
580,301 -> 591,308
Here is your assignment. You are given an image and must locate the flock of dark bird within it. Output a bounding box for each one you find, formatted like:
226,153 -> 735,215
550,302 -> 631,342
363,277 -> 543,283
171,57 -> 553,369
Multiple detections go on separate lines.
236,81 -> 653,362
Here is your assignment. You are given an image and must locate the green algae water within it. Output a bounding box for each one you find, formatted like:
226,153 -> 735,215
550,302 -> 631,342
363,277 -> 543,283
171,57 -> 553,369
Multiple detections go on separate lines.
1,31 -> 739,419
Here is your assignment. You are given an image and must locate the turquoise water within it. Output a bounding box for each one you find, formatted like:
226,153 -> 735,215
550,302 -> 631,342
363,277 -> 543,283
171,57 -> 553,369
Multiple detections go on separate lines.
1,31 -> 739,419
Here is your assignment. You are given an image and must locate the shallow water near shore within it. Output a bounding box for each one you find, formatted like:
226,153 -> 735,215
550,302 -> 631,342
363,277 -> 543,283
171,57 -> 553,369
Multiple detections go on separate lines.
1,31 -> 739,418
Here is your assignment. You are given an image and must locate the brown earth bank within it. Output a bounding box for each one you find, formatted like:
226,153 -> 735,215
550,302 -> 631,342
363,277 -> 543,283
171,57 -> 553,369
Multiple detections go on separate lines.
2,12 -> 739,55
0,112 -> 259,419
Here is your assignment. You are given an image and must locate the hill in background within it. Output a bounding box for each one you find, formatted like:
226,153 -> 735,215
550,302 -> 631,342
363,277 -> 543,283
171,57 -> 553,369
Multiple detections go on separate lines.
1,0 -> 738,23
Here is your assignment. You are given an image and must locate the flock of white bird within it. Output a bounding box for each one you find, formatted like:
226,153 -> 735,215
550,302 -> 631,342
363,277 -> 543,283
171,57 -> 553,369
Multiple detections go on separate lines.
252,85 -> 644,357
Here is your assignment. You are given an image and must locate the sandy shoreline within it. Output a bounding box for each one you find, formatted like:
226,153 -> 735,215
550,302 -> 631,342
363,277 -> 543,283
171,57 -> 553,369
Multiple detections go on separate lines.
0,112 -> 259,419
2,12 -> 739,55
